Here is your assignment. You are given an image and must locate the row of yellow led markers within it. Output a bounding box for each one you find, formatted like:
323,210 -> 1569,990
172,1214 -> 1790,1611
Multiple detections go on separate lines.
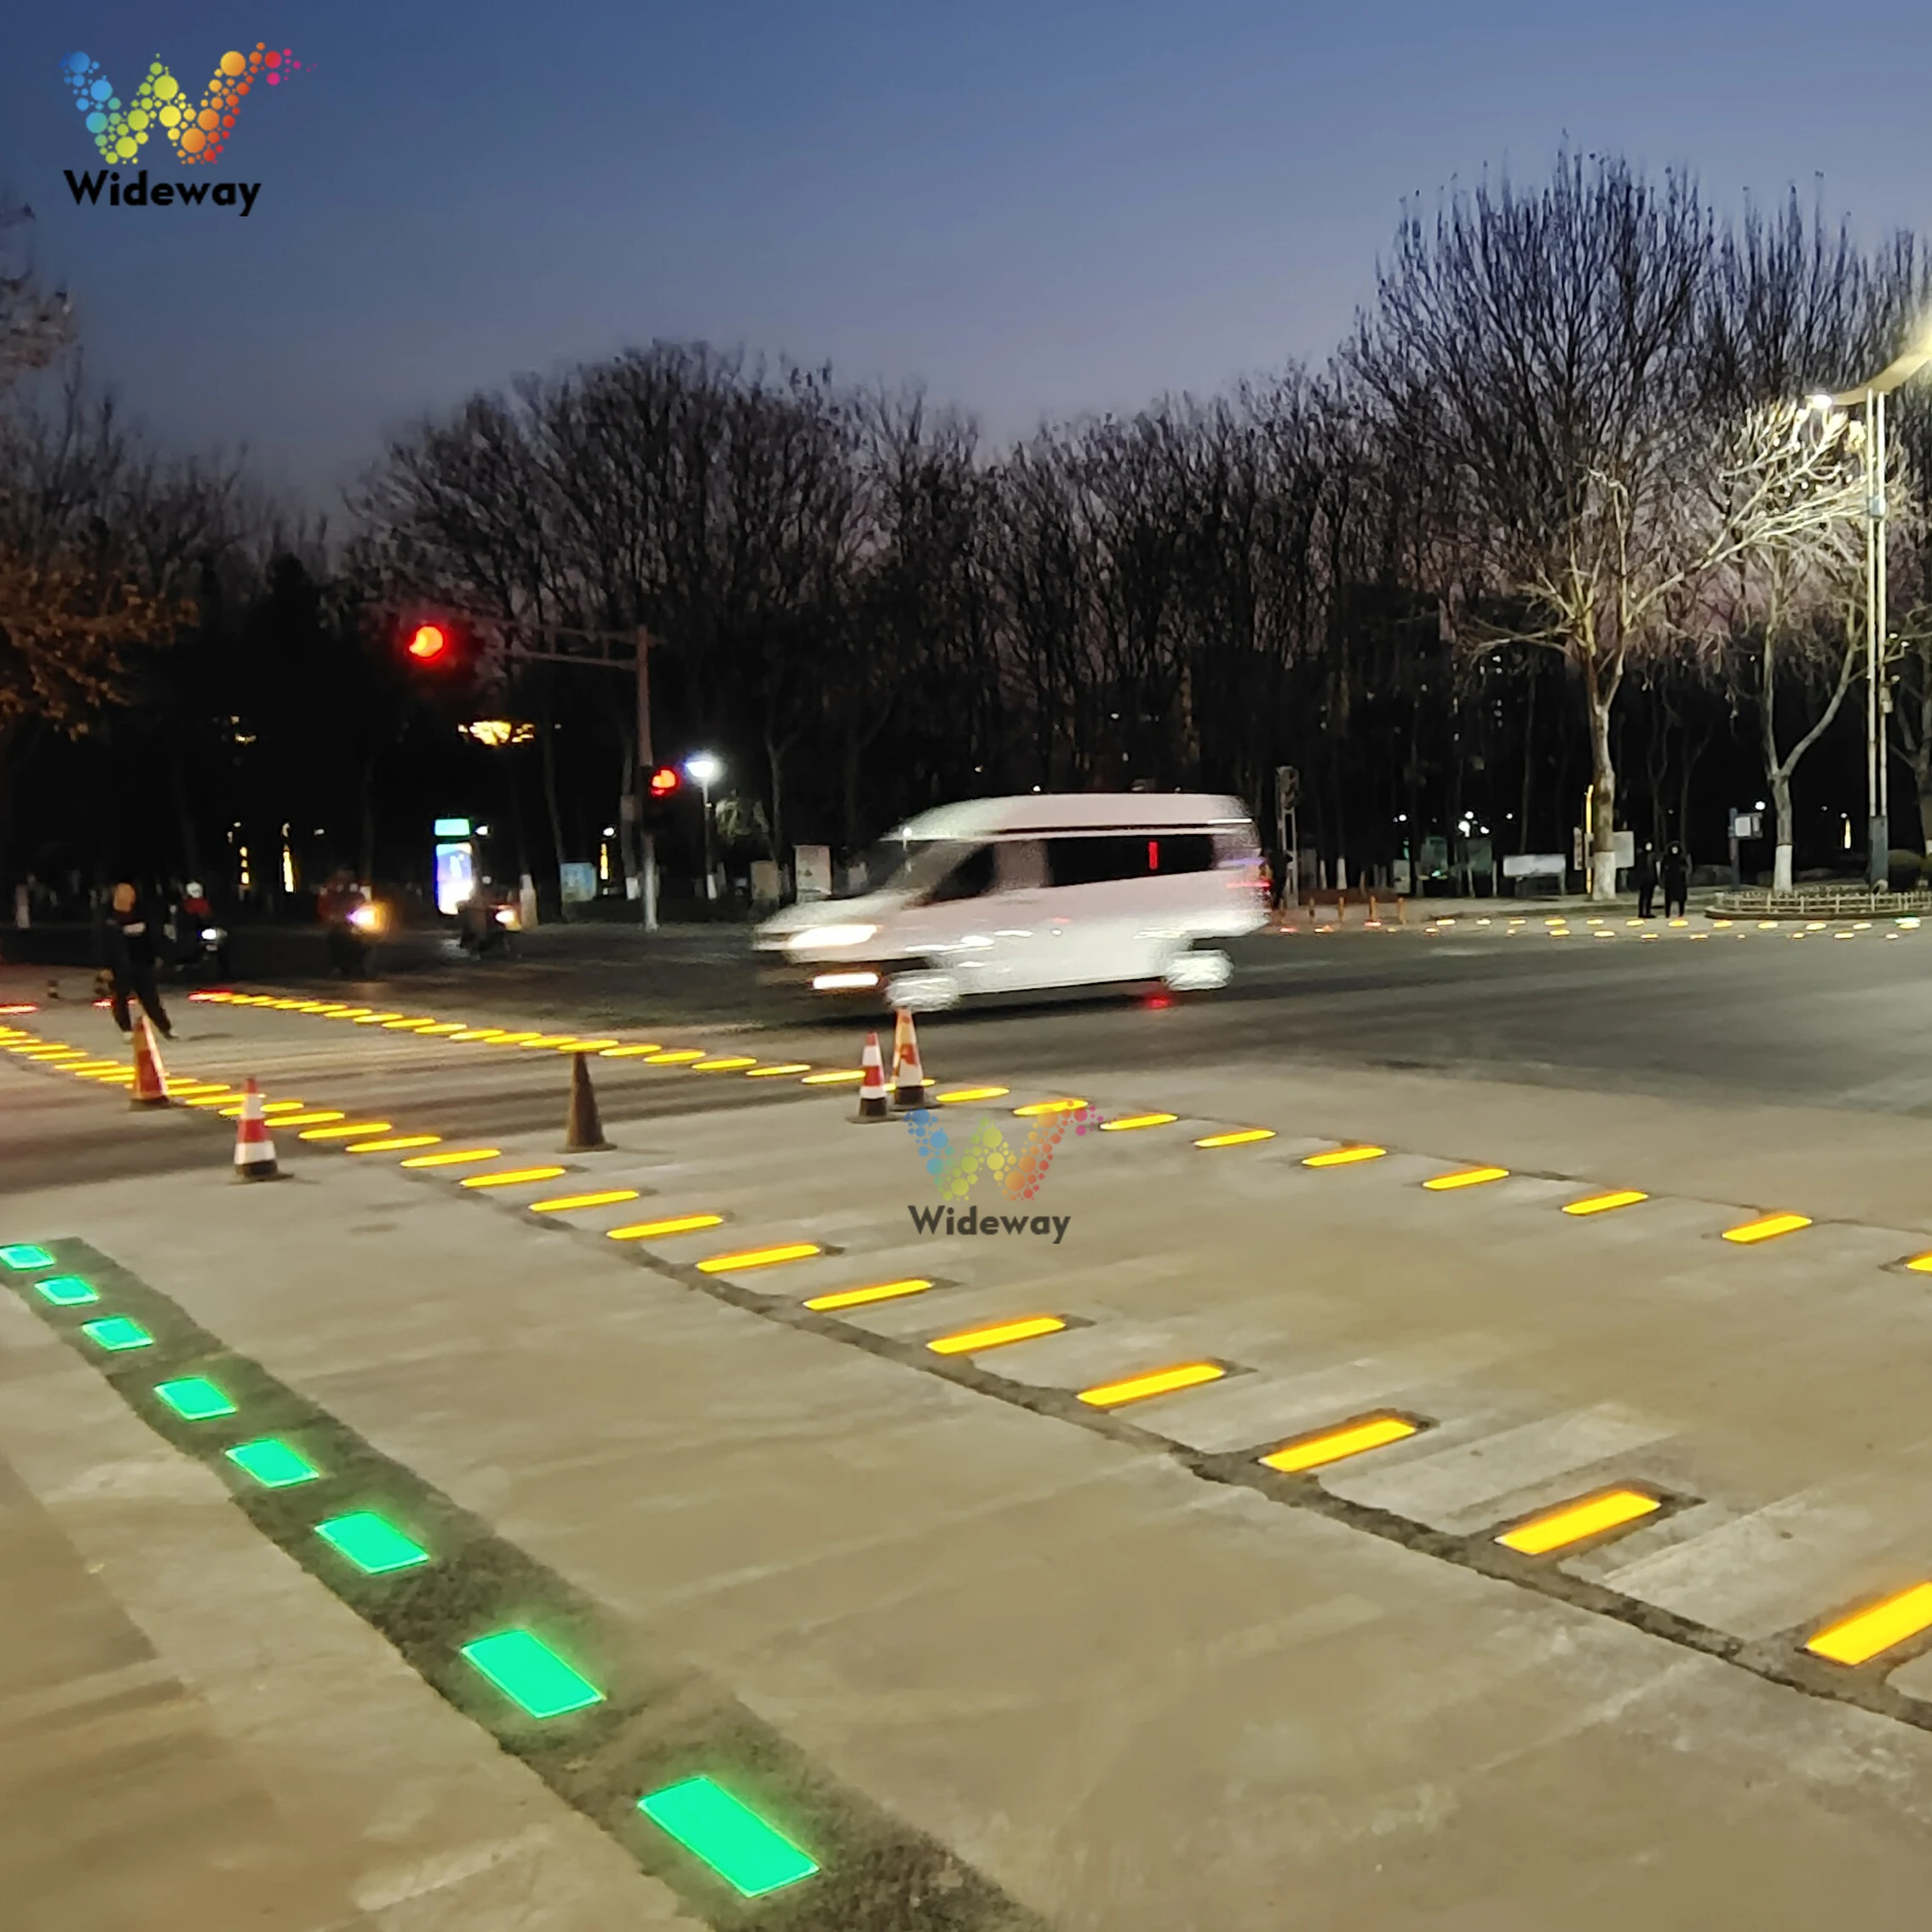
9,1009 -> 1932,1675
1280,914 -> 1926,938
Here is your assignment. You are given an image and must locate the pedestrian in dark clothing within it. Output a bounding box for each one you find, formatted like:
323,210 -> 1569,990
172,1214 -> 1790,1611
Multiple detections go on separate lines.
105,882 -> 173,1038
1635,842 -> 1658,918
1662,843 -> 1690,919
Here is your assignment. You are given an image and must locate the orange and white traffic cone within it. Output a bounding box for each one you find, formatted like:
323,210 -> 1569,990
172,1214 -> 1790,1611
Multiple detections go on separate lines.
855,1031 -> 890,1121
890,1007 -> 929,1109
129,1015 -> 170,1109
232,1077 -> 280,1181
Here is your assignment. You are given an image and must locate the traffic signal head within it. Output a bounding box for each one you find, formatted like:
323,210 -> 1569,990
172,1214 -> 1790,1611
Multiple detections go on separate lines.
647,765 -> 681,799
406,622 -> 452,664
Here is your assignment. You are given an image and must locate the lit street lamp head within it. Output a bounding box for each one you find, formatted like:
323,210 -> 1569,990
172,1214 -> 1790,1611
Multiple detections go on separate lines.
683,751 -> 723,787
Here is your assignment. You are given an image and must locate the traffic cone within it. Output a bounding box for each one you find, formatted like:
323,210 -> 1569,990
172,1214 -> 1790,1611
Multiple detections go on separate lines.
890,1008 -> 929,1109
564,1050 -> 610,1151
855,1031 -> 890,1121
129,1015 -> 170,1109
232,1077 -> 279,1181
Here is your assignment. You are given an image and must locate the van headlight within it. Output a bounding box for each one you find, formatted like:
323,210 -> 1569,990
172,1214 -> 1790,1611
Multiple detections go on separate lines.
785,923 -> 877,951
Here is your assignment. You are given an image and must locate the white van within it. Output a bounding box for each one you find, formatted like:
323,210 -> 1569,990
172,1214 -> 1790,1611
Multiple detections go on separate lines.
756,793 -> 1267,1010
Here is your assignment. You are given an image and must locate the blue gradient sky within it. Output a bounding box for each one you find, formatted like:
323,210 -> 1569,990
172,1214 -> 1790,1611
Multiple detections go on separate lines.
7,1 -> 1932,507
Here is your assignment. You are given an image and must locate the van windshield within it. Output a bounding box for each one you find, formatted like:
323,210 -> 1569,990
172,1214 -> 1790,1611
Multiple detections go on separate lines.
838,837 -> 966,900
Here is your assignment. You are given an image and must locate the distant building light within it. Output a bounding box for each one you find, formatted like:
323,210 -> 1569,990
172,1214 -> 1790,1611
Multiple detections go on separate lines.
459,720 -> 534,747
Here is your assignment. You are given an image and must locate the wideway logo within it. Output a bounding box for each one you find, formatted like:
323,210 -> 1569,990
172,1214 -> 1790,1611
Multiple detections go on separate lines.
60,44 -> 303,217
903,1103 -> 1097,1244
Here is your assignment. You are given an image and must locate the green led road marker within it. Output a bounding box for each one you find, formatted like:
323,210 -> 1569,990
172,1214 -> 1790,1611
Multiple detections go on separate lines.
81,1315 -> 154,1352
153,1377 -> 237,1421
315,1512 -> 430,1576
637,1776 -> 820,1899
0,1243 -> 55,1270
225,1437 -> 320,1488
459,1629 -> 604,1719
34,1274 -> 98,1306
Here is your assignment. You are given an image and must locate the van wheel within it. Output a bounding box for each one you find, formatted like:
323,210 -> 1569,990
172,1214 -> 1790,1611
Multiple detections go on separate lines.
883,967 -> 963,1014
1163,948 -> 1232,993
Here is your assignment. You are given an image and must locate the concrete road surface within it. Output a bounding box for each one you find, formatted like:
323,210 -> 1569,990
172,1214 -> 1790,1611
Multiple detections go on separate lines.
8,915 -> 1932,1930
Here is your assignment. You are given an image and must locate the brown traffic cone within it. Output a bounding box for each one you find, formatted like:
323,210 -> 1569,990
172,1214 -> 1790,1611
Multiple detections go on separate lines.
232,1077 -> 280,1181
890,1008 -> 928,1109
855,1031 -> 890,1121
129,1015 -> 170,1109
564,1049 -> 610,1151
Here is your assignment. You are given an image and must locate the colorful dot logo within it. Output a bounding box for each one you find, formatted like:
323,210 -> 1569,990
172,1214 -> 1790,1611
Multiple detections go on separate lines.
906,1106 -> 1097,1201
63,46 -> 302,166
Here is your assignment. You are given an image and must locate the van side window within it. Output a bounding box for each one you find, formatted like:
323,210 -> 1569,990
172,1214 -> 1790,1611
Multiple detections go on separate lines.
1046,833 -> 1215,885
929,844 -> 997,902
995,840 -> 1048,890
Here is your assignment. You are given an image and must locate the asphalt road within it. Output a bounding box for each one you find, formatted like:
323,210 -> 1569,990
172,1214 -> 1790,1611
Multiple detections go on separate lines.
207,910 -> 1932,1114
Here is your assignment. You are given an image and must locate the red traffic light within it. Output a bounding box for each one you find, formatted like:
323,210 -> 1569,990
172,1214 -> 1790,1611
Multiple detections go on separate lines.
647,765 -> 681,797
406,622 -> 451,664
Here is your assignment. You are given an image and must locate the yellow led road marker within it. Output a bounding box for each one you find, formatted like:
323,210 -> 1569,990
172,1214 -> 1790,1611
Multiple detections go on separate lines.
1077,1361 -> 1226,1407
381,1017 -> 440,1031
645,1049 -> 706,1065
803,1278 -> 934,1313
345,1136 -> 442,1154
607,1212 -> 724,1241
696,1242 -> 824,1274
927,1315 -> 1067,1355
1101,1113 -> 1178,1132
1562,1189 -> 1648,1216
416,1022 -> 468,1036
529,1188 -> 641,1213
352,1012 -> 406,1025
1722,1211 -> 1812,1245
692,1056 -> 757,1072
1194,1128 -> 1276,1148
1904,1251 -> 1932,1274
1303,1145 -> 1386,1169
800,1068 -> 863,1085
461,1165 -> 568,1189
1261,1414 -> 1419,1474
1804,1584 -> 1932,1665
221,1098 -> 308,1118
1496,1488 -> 1660,1555
1423,1165 -> 1509,1191
298,1121 -> 394,1141
745,1062 -> 813,1078
450,1027 -> 508,1041
263,1110 -> 348,1128
485,1032 -> 542,1045
402,1147 -> 501,1168
598,1044 -> 663,1057
936,1086 -> 1010,1104
1013,1097 -> 1088,1117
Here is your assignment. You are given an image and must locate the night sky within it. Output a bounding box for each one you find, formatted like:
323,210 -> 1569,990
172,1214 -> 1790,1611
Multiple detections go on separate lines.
7,0 -> 1932,509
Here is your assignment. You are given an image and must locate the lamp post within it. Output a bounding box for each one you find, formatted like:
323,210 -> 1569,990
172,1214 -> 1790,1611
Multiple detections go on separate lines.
1825,341 -> 1932,886
684,751 -> 723,904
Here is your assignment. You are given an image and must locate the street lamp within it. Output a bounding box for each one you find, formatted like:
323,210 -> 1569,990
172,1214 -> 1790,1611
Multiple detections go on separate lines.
683,751 -> 723,903
1824,336 -> 1932,886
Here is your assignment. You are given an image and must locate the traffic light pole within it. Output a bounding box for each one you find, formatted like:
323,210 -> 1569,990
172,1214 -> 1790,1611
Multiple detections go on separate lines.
635,627 -> 658,932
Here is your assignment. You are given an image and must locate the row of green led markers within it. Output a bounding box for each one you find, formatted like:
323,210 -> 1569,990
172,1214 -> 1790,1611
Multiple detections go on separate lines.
0,1239 -> 820,1902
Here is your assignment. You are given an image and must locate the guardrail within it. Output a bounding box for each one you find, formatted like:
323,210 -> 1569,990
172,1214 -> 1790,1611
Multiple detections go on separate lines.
1709,888 -> 1932,919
